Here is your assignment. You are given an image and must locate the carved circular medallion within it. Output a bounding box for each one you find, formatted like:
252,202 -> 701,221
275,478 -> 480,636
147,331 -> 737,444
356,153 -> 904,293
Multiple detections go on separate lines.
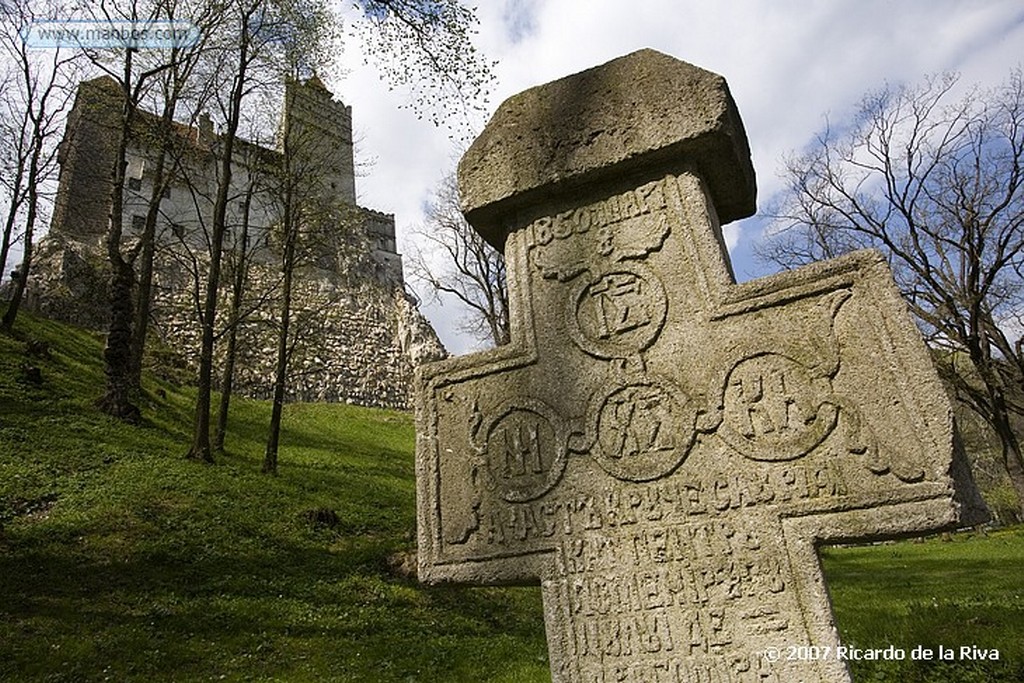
588,377 -> 696,482
569,264 -> 668,359
719,353 -> 838,461
482,399 -> 568,503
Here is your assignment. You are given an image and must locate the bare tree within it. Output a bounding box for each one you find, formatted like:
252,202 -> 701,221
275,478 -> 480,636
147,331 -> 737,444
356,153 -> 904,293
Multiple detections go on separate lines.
0,66 -> 18,282
78,0 -> 202,420
759,70 -> 1024,514
128,0 -> 222,393
213,168 -> 260,454
164,93 -> 282,458
185,0 -> 298,463
0,0 -> 80,333
261,69 -> 364,474
407,173 -> 509,348
261,74 -> 305,476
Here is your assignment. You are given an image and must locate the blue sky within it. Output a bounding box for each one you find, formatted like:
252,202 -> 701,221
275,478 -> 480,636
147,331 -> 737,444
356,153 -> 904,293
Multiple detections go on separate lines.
325,2 -> 1024,353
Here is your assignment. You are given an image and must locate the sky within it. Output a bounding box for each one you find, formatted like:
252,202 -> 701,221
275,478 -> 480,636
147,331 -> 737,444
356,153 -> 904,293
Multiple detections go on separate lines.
329,0 -> 1024,356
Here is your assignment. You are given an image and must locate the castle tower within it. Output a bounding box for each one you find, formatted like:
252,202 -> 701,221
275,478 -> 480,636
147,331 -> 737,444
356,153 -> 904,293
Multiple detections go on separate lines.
280,76 -> 357,204
50,76 -> 123,241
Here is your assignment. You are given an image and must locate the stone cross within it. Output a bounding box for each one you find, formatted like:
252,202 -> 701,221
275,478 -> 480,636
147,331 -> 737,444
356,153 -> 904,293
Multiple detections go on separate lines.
416,50 -> 977,683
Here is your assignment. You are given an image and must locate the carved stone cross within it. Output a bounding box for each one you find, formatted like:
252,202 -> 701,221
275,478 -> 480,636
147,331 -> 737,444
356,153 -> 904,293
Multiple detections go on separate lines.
416,50 -> 977,683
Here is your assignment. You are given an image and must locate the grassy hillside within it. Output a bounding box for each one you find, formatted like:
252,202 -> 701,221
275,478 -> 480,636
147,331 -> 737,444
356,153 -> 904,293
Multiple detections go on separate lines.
1,311 -> 1022,682
0,312 -> 548,682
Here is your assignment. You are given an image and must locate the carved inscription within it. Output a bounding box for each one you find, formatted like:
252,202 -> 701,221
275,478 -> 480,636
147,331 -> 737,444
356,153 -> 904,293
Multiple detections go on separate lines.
478,464 -> 848,546
589,378 -> 694,481
574,653 -> 779,683
571,265 -> 668,358
720,353 -> 838,461
560,520 -> 789,683
562,526 -> 787,599
529,178 -> 671,281
482,400 -> 568,502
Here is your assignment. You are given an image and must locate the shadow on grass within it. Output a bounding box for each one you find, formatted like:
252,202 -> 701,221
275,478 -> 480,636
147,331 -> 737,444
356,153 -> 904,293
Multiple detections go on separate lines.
0,535 -> 547,682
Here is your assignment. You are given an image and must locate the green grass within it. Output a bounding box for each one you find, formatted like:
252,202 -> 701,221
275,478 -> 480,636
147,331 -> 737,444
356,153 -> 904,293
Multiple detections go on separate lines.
1,311 -> 549,682
821,529 -> 1024,682
1,310 -> 1022,682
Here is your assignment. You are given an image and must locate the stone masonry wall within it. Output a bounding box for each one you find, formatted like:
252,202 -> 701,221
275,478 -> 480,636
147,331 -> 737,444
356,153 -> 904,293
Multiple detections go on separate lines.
24,235 -> 447,410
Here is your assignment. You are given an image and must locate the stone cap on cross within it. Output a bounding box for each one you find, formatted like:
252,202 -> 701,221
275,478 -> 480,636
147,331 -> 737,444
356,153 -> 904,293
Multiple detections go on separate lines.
416,49 -> 984,683
458,49 -> 756,250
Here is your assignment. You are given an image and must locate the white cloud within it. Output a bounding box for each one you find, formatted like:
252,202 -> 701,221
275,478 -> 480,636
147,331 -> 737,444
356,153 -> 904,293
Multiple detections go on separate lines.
328,0 -> 1024,354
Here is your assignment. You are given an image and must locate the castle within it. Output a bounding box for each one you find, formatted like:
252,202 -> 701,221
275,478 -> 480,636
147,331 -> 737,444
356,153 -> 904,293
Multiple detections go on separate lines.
27,76 -> 446,409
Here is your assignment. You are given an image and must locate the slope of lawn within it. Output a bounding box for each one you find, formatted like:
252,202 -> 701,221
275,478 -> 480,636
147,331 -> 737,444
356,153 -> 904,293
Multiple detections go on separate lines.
0,311 -> 548,682
1,310 -> 1021,682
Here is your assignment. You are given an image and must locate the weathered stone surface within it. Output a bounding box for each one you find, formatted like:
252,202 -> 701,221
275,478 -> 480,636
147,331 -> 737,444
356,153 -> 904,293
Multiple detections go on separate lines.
458,49 -> 756,249
417,50 -> 977,683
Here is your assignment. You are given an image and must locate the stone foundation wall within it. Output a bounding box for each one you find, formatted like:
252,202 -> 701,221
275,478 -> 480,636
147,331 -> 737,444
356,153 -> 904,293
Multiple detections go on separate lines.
23,235 -> 447,410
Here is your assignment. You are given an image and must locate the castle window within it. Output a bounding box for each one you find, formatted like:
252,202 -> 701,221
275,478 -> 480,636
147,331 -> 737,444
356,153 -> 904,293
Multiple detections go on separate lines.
126,156 -> 145,182
162,185 -> 172,200
128,177 -> 142,191
132,215 -> 145,232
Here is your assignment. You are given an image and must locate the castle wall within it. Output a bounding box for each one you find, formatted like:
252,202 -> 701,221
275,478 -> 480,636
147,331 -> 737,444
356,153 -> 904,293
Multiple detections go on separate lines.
148,250 -> 443,409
